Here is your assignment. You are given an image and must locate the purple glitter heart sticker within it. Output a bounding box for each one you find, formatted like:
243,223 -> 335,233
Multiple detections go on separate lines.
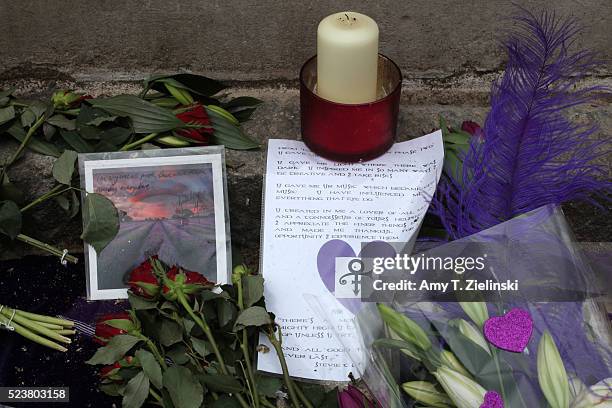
480,391 -> 504,408
483,308 -> 533,353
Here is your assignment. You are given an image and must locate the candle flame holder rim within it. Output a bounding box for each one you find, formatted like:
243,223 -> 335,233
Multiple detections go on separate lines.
299,53 -> 402,107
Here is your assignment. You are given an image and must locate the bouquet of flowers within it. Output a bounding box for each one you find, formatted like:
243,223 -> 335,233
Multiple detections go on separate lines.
0,73 -> 262,263
86,257 -> 341,408
325,206 -> 611,408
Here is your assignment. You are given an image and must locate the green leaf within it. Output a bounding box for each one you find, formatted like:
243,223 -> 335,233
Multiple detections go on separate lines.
8,122 -> 61,157
222,96 -> 263,110
60,130 -> 94,153
255,374 -> 282,397
47,114 -> 76,130
103,318 -> 135,332
198,373 -> 244,394
99,382 -> 125,397
101,126 -> 132,146
20,109 -> 36,128
86,334 -> 141,365
233,306 -> 271,330
217,300 -> 236,328
206,108 -> 259,150
166,343 -> 189,365
0,89 -> 14,99
230,108 -> 257,123
56,195 -> 69,211
76,105 -> 110,127
145,73 -> 227,98
52,149 -> 78,185
0,106 -> 15,126
0,200 -> 22,239
190,337 -> 211,358
122,371 -> 150,408
81,192 -> 120,254
243,275 -> 264,307
443,131 -> 471,145
89,95 -> 183,134
87,115 -> 119,126
68,190 -> 80,218
128,292 -> 158,310
210,396 -> 241,408
0,174 -> 24,204
158,318 -> 183,347
135,349 -> 162,389
163,366 -> 203,408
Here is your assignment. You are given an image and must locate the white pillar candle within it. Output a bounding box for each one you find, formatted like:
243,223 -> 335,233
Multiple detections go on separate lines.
317,11 -> 379,104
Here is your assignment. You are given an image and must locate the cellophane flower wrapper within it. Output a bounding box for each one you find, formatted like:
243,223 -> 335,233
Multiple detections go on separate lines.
315,205 -> 611,407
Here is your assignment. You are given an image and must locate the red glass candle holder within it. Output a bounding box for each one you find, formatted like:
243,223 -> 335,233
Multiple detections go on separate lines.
300,54 -> 402,162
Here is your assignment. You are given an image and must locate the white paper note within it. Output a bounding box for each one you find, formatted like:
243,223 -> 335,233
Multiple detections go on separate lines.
257,131 -> 444,381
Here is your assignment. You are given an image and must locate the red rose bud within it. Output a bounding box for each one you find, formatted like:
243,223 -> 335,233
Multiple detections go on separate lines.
461,120 -> 484,139
128,258 -> 160,299
94,312 -> 136,345
338,385 -> 380,408
99,356 -> 136,382
51,90 -> 91,108
162,266 -> 215,301
175,104 -> 214,144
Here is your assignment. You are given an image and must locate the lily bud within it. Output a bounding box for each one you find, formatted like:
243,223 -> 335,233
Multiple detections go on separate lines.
455,319 -> 491,355
156,135 -> 191,147
164,83 -> 194,106
571,378 -> 612,408
433,366 -> 486,408
459,302 -> 489,328
377,304 -> 431,350
537,331 -> 570,408
232,264 -> 249,285
440,350 -> 471,378
401,381 -> 453,407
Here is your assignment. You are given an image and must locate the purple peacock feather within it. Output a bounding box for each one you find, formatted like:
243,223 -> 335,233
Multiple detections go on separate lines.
433,9 -> 611,239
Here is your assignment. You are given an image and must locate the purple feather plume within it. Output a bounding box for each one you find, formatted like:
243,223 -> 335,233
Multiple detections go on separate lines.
434,9 -> 611,239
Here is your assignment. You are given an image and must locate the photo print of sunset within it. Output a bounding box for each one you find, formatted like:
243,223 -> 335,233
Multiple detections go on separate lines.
91,163 -> 220,290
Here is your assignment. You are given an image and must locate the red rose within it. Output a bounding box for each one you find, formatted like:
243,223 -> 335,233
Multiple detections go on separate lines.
128,258 -> 160,299
175,104 -> 214,144
162,266 -> 215,301
94,312 -> 136,345
461,120 -> 484,139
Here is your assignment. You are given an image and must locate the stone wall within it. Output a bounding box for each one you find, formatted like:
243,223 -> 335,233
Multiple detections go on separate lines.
0,0 -> 610,261
1,0 -> 611,81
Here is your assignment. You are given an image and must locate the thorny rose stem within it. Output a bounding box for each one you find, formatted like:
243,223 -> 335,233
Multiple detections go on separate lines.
176,290 -> 250,408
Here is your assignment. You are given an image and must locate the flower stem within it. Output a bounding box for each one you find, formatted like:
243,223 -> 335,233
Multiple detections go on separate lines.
177,291 -> 228,373
120,133 -> 159,151
1,307 -> 71,344
265,326 -> 302,408
176,291 -> 250,408
14,310 -> 74,327
142,336 -> 167,370
0,314 -> 67,352
1,114 -> 46,179
15,234 -> 78,264
20,185 -> 73,213
236,277 -> 260,408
